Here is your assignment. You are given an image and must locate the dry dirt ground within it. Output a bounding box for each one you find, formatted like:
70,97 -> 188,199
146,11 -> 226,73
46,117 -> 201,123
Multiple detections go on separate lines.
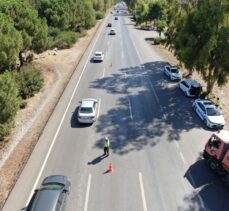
151,44 -> 229,124
0,20 -> 102,209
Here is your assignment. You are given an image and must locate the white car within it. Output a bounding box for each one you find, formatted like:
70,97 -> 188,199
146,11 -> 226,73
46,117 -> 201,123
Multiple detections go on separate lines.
192,99 -> 225,129
179,79 -> 202,97
78,99 -> 98,124
110,28 -> 116,35
93,51 -> 104,62
164,65 -> 182,81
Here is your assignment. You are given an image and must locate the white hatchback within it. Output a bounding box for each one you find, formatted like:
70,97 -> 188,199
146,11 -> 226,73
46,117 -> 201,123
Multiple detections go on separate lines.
93,51 -> 104,62
192,99 -> 225,129
78,99 -> 98,124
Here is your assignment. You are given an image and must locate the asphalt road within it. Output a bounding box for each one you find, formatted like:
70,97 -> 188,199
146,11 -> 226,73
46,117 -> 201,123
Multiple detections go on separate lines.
3,9 -> 229,211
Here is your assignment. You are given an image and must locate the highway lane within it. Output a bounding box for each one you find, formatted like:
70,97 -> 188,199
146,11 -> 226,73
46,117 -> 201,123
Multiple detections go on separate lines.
3,9 -> 229,211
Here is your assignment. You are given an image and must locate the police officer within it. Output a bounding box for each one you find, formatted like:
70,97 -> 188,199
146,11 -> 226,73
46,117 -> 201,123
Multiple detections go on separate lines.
104,137 -> 110,156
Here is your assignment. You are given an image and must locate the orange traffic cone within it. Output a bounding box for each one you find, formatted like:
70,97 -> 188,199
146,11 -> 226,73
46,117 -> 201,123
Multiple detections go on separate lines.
108,162 -> 113,173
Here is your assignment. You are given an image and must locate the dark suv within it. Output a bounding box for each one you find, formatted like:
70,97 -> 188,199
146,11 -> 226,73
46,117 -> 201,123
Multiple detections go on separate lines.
25,175 -> 71,211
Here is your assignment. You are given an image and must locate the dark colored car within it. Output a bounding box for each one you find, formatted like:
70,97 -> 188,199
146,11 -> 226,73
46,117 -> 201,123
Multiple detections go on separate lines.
25,175 -> 71,211
107,23 -> 112,27
115,17 -> 118,20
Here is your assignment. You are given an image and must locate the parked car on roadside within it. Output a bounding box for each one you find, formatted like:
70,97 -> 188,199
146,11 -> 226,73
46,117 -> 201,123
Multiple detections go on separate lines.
164,65 -> 182,81
93,51 -> 104,62
192,99 -> 225,129
179,79 -> 202,98
25,175 -> 71,211
78,98 -> 98,124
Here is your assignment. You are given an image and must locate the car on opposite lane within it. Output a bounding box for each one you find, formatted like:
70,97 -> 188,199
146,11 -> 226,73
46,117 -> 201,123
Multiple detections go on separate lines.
110,28 -> 116,35
164,65 -> 182,81
192,99 -> 225,129
93,51 -> 104,62
107,23 -> 112,27
179,79 -> 202,98
114,17 -> 118,20
25,175 -> 71,211
78,98 -> 98,124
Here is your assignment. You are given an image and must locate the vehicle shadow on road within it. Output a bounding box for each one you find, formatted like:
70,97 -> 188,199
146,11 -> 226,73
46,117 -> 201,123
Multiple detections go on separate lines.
182,158 -> 229,211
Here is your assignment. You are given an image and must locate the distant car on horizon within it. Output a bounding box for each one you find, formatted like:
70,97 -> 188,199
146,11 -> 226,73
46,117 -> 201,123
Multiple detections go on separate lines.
192,99 -> 225,129
78,98 -> 98,124
115,17 -> 118,20
93,51 -> 104,62
179,79 -> 202,98
164,65 -> 182,81
110,28 -> 116,35
107,23 -> 112,27
25,175 -> 70,211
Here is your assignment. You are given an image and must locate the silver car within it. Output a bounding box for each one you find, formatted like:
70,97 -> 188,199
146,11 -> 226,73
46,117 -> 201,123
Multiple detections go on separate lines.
78,98 -> 98,123
164,65 -> 182,81
93,51 -> 104,62
25,175 -> 71,211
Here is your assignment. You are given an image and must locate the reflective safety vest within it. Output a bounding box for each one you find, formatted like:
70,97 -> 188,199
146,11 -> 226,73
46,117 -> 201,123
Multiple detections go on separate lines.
104,140 -> 110,148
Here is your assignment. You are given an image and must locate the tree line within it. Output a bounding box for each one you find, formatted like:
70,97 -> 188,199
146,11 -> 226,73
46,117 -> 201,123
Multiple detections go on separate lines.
0,0 -> 115,143
125,0 -> 229,93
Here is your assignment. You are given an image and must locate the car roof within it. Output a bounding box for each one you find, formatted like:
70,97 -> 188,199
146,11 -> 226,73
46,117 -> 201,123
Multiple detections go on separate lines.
95,51 -> 102,54
31,189 -> 61,211
214,130 -> 229,144
184,79 -> 202,87
81,99 -> 96,107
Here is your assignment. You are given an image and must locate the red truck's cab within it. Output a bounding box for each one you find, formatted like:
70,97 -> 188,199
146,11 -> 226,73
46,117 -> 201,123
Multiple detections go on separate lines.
204,130 -> 229,173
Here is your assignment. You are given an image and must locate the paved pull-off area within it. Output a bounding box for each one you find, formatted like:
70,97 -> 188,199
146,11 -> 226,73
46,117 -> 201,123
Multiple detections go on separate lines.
3,11 -> 229,211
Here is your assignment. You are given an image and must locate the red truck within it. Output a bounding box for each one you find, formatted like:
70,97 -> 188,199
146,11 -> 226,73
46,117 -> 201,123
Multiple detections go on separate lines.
203,130 -> 229,185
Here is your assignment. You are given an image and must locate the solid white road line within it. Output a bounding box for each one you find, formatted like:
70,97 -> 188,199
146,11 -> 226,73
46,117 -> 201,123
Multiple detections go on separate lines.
180,152 -> 186,164
139,172 -> 148,211
26,13 -> 108,205
97,98 -> 101,119
128,97 -> 133,120
102,67 -> 106,78
84,174 -> 92,211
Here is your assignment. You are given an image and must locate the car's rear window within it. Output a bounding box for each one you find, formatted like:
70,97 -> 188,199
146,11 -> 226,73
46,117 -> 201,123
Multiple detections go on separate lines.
80,107 -> 93,113
41,183 -> 64,191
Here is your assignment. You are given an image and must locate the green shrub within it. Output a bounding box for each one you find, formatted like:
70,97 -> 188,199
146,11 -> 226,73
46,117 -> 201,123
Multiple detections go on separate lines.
95,11 -> 104,20
13,65 -> 44,99
154,36 -> 165,45
51,31 -> 78,49
0,122 -> 14,142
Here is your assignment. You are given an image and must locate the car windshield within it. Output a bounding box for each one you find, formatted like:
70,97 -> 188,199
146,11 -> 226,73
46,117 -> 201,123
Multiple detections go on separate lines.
41,184 -> 64,191
206,108 -> 221,116
80,107 -> 93,114
171,68 -> 179,73
95,53 -> 102,56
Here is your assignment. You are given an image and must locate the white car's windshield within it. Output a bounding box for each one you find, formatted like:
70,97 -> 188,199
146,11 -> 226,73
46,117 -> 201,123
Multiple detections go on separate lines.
95,53 -> 102,56
171,68 -> 179,73
206,108 -> 221,116
80,107 -> 93,114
